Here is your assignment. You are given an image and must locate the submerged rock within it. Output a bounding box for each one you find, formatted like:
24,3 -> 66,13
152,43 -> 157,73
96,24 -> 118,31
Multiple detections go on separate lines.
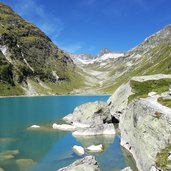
0,138 -> 16,142
0,168 -> 5,171
0,150 -> 19,161
72,145 -> 85,156
16,159 -> 37,171
58,155 -> 100,171
86,144 -> 103,153
52,123 -> 76,131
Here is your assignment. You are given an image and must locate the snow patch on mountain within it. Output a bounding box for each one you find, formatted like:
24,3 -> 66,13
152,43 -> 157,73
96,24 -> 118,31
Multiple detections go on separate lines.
69,51 -> 124,65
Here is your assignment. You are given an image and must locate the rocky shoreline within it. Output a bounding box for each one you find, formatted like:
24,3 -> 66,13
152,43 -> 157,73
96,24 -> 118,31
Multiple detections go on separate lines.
58,74 -> 171,171
29,74 -> 171,171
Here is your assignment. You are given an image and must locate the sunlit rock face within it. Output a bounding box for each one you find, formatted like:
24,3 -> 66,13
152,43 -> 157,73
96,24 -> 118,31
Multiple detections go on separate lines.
120,98 -> 171,171
58,156 -> 100,171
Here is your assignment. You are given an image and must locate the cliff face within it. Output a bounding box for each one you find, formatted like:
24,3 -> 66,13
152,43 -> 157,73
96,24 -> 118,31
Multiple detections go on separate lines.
0,3 -> 83,96
120,98 -> 171,171
105,74 -> 171,170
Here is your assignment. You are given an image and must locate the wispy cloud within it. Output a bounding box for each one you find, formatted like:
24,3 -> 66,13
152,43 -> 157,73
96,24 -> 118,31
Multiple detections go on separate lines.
57,42 -> 95,54
12,0 -> 63,38
58,43 -> 83,53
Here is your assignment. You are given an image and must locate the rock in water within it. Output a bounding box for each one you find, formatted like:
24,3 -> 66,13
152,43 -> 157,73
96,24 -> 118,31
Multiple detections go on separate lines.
86,144 -> 103,152
52,123 -> 76,131
16,159 -> 36,171
30,125 -> 40,128
72,145 -> 85,156
58,156 -> 100,171
0,150 -> 19,161
63,101 -> 111,125
63,101 -> 116,136
72,124 -> 115,136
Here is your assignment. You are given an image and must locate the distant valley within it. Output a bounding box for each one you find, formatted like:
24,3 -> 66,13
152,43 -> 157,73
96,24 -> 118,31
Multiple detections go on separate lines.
0,2 -> 171,96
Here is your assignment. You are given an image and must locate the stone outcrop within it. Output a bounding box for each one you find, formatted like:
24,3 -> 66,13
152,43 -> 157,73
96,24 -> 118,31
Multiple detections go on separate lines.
58,156 -> 100,171
63,101 -> 111,125
72,123 -> 115,136
107,82 -> 132,121
120,97 -> 171,171
63,101 -> 115,136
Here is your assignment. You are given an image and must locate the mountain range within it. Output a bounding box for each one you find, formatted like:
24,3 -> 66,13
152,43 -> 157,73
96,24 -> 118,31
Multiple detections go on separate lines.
0,2 -> 171,96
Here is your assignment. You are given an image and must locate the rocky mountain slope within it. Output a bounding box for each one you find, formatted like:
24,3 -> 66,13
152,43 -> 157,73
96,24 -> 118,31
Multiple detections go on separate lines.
102,24 -> 171,93
0,3 -> 84,96
69,25 -> 171,95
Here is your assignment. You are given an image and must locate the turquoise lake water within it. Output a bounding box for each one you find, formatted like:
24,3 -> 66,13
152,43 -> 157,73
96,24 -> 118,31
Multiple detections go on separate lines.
0,96 -> 136,171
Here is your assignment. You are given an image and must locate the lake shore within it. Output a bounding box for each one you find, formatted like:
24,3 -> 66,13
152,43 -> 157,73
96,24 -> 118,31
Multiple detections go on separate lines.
0,94 -> 112,98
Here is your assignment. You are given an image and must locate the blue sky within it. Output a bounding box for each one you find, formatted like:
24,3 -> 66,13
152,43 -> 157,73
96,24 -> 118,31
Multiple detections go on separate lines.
1,0 -> 171,55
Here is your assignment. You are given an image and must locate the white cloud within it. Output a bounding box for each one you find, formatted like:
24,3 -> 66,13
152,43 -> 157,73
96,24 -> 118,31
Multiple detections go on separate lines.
12,0 -> 63,38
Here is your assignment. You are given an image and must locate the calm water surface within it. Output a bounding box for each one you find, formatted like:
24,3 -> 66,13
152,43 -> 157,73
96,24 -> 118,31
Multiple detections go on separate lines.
0,96 -> 136,171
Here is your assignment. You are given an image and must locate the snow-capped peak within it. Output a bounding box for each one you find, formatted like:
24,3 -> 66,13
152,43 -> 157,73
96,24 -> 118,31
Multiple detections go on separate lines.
68,49 -> 124,66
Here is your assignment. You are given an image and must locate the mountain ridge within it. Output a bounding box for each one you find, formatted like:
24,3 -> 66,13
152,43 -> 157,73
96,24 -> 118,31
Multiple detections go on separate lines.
0,3 -> 171,96
0,2 -> 84,96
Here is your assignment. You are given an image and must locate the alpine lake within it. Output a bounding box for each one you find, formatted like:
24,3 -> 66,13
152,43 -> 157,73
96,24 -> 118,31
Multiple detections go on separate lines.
0,96 -> 137,171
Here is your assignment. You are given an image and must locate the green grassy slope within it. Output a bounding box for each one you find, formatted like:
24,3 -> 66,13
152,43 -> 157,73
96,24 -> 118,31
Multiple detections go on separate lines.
103,43 -> 171,94
0,3 -> 85,96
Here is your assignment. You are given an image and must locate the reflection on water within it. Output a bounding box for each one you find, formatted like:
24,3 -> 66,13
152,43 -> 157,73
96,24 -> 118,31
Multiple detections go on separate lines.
0,96 -> 137,171
74,134 -> 115,152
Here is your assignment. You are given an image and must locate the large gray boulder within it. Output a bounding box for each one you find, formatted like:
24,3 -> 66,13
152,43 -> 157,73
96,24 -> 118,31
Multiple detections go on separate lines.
120,96 -> 171,171
107,82 -> 132,121
63,101 -> 111,125
58,156 -> 100,171
62,101 -> 116,136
